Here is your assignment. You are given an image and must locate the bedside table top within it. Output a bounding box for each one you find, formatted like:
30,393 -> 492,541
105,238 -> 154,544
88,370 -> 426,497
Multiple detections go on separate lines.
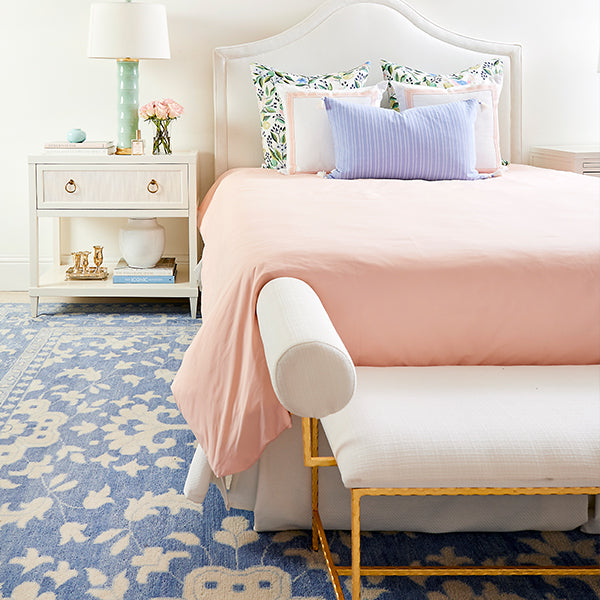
28,151 -> 199,165
530,144 -> 600,157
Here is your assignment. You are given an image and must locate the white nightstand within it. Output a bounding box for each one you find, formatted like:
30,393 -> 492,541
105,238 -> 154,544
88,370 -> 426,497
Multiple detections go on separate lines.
28,151 -> 200,318
530,145 -> 600,176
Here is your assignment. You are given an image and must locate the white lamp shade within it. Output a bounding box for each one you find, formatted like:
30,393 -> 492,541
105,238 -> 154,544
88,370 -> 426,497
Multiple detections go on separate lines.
88,2 -> 170,59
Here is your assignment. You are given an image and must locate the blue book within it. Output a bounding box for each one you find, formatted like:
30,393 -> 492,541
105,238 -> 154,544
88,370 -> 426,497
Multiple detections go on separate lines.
113,274 -> 175,284
112,257 -> 177,284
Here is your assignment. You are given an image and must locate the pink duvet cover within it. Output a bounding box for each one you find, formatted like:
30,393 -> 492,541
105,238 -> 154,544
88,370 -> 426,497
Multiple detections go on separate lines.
172,165 -> 600,477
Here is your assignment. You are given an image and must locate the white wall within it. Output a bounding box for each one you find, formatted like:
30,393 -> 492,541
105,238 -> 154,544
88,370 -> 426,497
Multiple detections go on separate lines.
1,0 -> 598,291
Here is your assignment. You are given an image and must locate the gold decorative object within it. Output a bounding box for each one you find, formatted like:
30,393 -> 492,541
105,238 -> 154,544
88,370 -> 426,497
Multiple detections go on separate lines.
71,251 -> 82,273
80,250 -> 90,272
66,246 -> 108,280
93,245 -> 104,270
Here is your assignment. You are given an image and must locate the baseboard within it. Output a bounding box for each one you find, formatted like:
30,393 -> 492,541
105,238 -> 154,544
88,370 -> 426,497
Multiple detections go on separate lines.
0,256 -> 45,292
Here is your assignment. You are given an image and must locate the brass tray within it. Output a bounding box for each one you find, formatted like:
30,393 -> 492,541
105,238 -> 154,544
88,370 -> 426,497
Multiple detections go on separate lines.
65,266 -> 109,281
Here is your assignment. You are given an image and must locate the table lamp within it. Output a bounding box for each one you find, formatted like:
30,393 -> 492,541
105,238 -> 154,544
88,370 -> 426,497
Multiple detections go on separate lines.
88,0 -> 170,154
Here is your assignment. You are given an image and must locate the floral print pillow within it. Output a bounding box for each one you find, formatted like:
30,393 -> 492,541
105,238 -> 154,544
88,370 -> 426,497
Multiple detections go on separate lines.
251,62 -> 370,170
381,58 -> 503,111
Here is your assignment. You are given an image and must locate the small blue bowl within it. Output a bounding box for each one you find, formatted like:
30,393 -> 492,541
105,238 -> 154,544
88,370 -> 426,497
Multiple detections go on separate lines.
66,128 -> 86,143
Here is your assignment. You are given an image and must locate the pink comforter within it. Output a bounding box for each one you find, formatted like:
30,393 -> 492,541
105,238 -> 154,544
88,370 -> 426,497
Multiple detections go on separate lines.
172,165 -> 600,477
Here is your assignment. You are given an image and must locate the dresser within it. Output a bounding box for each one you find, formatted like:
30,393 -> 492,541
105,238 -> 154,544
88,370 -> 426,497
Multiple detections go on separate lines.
529,145 -> 600,176
28,152 -> 200,317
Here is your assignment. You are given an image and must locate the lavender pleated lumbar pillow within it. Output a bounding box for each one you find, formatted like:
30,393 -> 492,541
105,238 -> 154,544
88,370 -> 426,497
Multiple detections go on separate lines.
324,97 -> 483,181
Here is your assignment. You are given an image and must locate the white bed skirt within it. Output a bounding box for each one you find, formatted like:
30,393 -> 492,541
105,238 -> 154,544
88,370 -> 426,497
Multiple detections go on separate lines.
187,416 -> 598,533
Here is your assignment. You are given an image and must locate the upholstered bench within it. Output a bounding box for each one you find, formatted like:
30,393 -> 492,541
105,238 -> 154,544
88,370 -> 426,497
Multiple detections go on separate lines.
257,277 -> 600,600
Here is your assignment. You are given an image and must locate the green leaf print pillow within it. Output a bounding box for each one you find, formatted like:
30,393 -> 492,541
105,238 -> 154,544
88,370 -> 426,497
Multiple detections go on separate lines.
251,62 -> 370,171
381,58 -> 503,111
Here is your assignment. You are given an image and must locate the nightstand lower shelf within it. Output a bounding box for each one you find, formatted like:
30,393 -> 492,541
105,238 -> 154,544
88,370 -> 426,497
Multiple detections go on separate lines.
30,264 -> 199,318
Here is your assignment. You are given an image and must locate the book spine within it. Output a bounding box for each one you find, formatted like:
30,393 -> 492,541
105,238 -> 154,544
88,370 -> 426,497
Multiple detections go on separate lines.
113,275 -> 175,284
114,269 -> 175,276
44,142 -> 114,149
43,148 -> 116,155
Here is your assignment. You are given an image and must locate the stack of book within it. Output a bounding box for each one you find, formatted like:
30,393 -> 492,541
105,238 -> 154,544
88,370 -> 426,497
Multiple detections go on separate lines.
44,141 -> 116,155
112,257 -> 177,284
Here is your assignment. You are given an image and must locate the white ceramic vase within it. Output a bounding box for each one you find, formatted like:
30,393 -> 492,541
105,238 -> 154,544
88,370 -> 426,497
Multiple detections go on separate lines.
119,217 -> 166,268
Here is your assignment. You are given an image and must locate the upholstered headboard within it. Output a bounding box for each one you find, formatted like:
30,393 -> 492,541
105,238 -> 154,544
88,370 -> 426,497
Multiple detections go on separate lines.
213,0 -> 522,177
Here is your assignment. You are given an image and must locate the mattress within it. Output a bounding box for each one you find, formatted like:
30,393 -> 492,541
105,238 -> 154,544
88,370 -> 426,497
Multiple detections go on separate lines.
172,165 -> 600,477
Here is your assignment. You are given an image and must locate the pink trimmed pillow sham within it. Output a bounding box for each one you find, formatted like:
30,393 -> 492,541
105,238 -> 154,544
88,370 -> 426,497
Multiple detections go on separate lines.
276,82 -> 386,174
389,81 -> 501,173
382,59 -> 504,173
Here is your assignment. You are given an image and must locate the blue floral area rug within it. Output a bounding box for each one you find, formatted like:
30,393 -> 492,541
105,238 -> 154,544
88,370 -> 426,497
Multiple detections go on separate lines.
0,302 -> 598,600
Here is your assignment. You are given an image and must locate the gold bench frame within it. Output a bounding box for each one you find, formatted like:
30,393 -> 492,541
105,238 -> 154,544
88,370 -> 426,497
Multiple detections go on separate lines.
302,417 -> 600,600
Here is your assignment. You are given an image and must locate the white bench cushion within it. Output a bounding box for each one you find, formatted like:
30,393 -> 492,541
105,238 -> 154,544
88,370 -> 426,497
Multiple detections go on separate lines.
321,365 -> 600,489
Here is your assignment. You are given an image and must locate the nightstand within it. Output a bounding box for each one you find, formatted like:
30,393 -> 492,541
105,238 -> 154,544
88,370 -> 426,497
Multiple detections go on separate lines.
28,152 -> 200,318
530,145 -> 600,176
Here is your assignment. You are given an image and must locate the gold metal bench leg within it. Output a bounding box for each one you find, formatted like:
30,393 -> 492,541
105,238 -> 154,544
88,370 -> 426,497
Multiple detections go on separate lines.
351,489 -> 361,600
311,419 -> 319,552
312,465 -> 319,551
314,508 -> 346,599
306,417 -> 347,598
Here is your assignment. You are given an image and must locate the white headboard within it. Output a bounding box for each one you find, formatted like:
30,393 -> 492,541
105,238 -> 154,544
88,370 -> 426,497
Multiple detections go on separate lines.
214,0 -> 522,177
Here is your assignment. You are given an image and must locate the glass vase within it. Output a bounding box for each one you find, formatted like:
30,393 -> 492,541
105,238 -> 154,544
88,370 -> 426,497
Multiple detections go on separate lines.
152,119 -> 172,155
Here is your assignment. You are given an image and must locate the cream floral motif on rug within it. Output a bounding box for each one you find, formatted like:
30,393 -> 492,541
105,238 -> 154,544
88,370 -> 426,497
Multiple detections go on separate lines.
0,303 -> 597,600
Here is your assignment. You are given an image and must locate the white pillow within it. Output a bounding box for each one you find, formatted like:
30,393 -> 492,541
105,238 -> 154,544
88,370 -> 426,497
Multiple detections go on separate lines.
276,82 -> 386,174
389,81 -> 501,173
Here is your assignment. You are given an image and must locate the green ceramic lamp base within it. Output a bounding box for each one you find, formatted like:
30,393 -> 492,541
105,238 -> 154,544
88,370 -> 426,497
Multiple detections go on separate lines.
117,59 -> 139,153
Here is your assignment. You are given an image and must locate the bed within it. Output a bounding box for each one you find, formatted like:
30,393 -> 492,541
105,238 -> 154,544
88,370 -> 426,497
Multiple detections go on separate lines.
172,0 -> 600,535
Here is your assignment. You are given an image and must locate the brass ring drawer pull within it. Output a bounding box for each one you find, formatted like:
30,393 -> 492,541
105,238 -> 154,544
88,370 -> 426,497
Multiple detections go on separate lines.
65,179 -> 77,193
147,179 -> 159,193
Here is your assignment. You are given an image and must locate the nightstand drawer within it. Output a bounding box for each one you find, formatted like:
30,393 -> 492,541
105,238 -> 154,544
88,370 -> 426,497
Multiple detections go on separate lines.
37,164 -> 187,210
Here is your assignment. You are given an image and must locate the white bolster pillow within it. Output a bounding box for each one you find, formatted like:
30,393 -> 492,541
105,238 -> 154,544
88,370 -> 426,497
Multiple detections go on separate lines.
257,277 -> 356,418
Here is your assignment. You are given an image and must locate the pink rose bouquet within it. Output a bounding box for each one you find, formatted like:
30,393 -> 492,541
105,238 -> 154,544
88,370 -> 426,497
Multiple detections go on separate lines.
139,99 -> 184,154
